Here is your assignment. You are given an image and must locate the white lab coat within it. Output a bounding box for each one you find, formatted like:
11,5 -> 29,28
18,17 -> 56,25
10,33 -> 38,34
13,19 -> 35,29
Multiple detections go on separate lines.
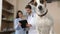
27,12 -> 39,34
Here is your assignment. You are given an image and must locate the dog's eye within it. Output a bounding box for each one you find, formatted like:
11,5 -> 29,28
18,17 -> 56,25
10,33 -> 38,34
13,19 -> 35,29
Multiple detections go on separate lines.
34,2 -> 37,6
40,0 -> 44,4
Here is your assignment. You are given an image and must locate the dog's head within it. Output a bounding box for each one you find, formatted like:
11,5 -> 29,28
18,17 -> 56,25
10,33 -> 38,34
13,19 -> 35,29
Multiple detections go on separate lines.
35,0 -> 47,16
30,0 -> 47,16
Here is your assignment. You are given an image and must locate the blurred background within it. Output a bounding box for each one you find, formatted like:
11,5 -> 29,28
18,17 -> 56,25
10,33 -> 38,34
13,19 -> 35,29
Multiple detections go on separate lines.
0,0 -> 60,34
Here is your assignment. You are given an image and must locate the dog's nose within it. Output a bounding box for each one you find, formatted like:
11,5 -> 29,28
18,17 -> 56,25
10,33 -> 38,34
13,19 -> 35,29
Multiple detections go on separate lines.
38,6 -> 43,10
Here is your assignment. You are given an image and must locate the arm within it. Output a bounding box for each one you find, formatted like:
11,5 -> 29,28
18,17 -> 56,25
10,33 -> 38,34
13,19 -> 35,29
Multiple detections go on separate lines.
14,19 -> 22,30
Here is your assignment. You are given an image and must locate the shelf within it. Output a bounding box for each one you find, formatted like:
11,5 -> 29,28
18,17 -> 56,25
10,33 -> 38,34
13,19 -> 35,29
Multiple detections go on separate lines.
2,8 -> 14,14
2,18 -> 13,22
3,0 -> 14,7
0,29 -> 15,34
2,28 -> 15,32
0,30 -> 15,33
1,0 -> 14,31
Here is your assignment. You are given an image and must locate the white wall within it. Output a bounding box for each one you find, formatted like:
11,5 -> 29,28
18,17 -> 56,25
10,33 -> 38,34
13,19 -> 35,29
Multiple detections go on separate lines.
47,1 -> 60,34
0,0 -> 2,31
17,0 -> 31,10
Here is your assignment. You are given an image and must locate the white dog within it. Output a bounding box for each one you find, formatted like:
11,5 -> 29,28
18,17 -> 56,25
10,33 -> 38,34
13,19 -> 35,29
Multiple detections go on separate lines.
28,0 -> 54,34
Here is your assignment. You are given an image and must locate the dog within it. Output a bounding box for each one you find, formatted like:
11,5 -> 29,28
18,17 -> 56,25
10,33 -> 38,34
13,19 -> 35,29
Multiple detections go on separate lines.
28,0 -> 54,34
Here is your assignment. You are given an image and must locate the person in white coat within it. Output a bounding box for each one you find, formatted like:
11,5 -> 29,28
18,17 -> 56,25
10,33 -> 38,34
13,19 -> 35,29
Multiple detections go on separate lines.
25,5 -> 54,34
25,5 -> 38,34
14,10 -> 26,34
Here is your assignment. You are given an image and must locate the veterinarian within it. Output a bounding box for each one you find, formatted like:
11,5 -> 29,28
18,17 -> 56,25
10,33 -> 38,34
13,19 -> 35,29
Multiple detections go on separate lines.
14,10 -> 26,34
25,5 -> 38,34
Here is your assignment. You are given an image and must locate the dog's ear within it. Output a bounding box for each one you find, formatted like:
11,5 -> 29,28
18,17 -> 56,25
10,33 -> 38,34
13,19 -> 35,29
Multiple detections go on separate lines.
34,2 -> 37,6
40,0 -> 45,4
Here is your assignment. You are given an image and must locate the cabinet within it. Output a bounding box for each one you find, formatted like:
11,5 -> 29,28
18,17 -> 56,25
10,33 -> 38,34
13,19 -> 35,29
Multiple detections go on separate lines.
1,0 -> 14,32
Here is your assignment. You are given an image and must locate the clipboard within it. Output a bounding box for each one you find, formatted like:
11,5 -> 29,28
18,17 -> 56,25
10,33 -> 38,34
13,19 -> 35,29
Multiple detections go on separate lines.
19,20 -> 28,28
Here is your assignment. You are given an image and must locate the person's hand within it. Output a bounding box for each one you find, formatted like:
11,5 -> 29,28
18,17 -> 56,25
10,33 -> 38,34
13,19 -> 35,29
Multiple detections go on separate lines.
18,23 -> 22,26
26,24 -> 32,27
